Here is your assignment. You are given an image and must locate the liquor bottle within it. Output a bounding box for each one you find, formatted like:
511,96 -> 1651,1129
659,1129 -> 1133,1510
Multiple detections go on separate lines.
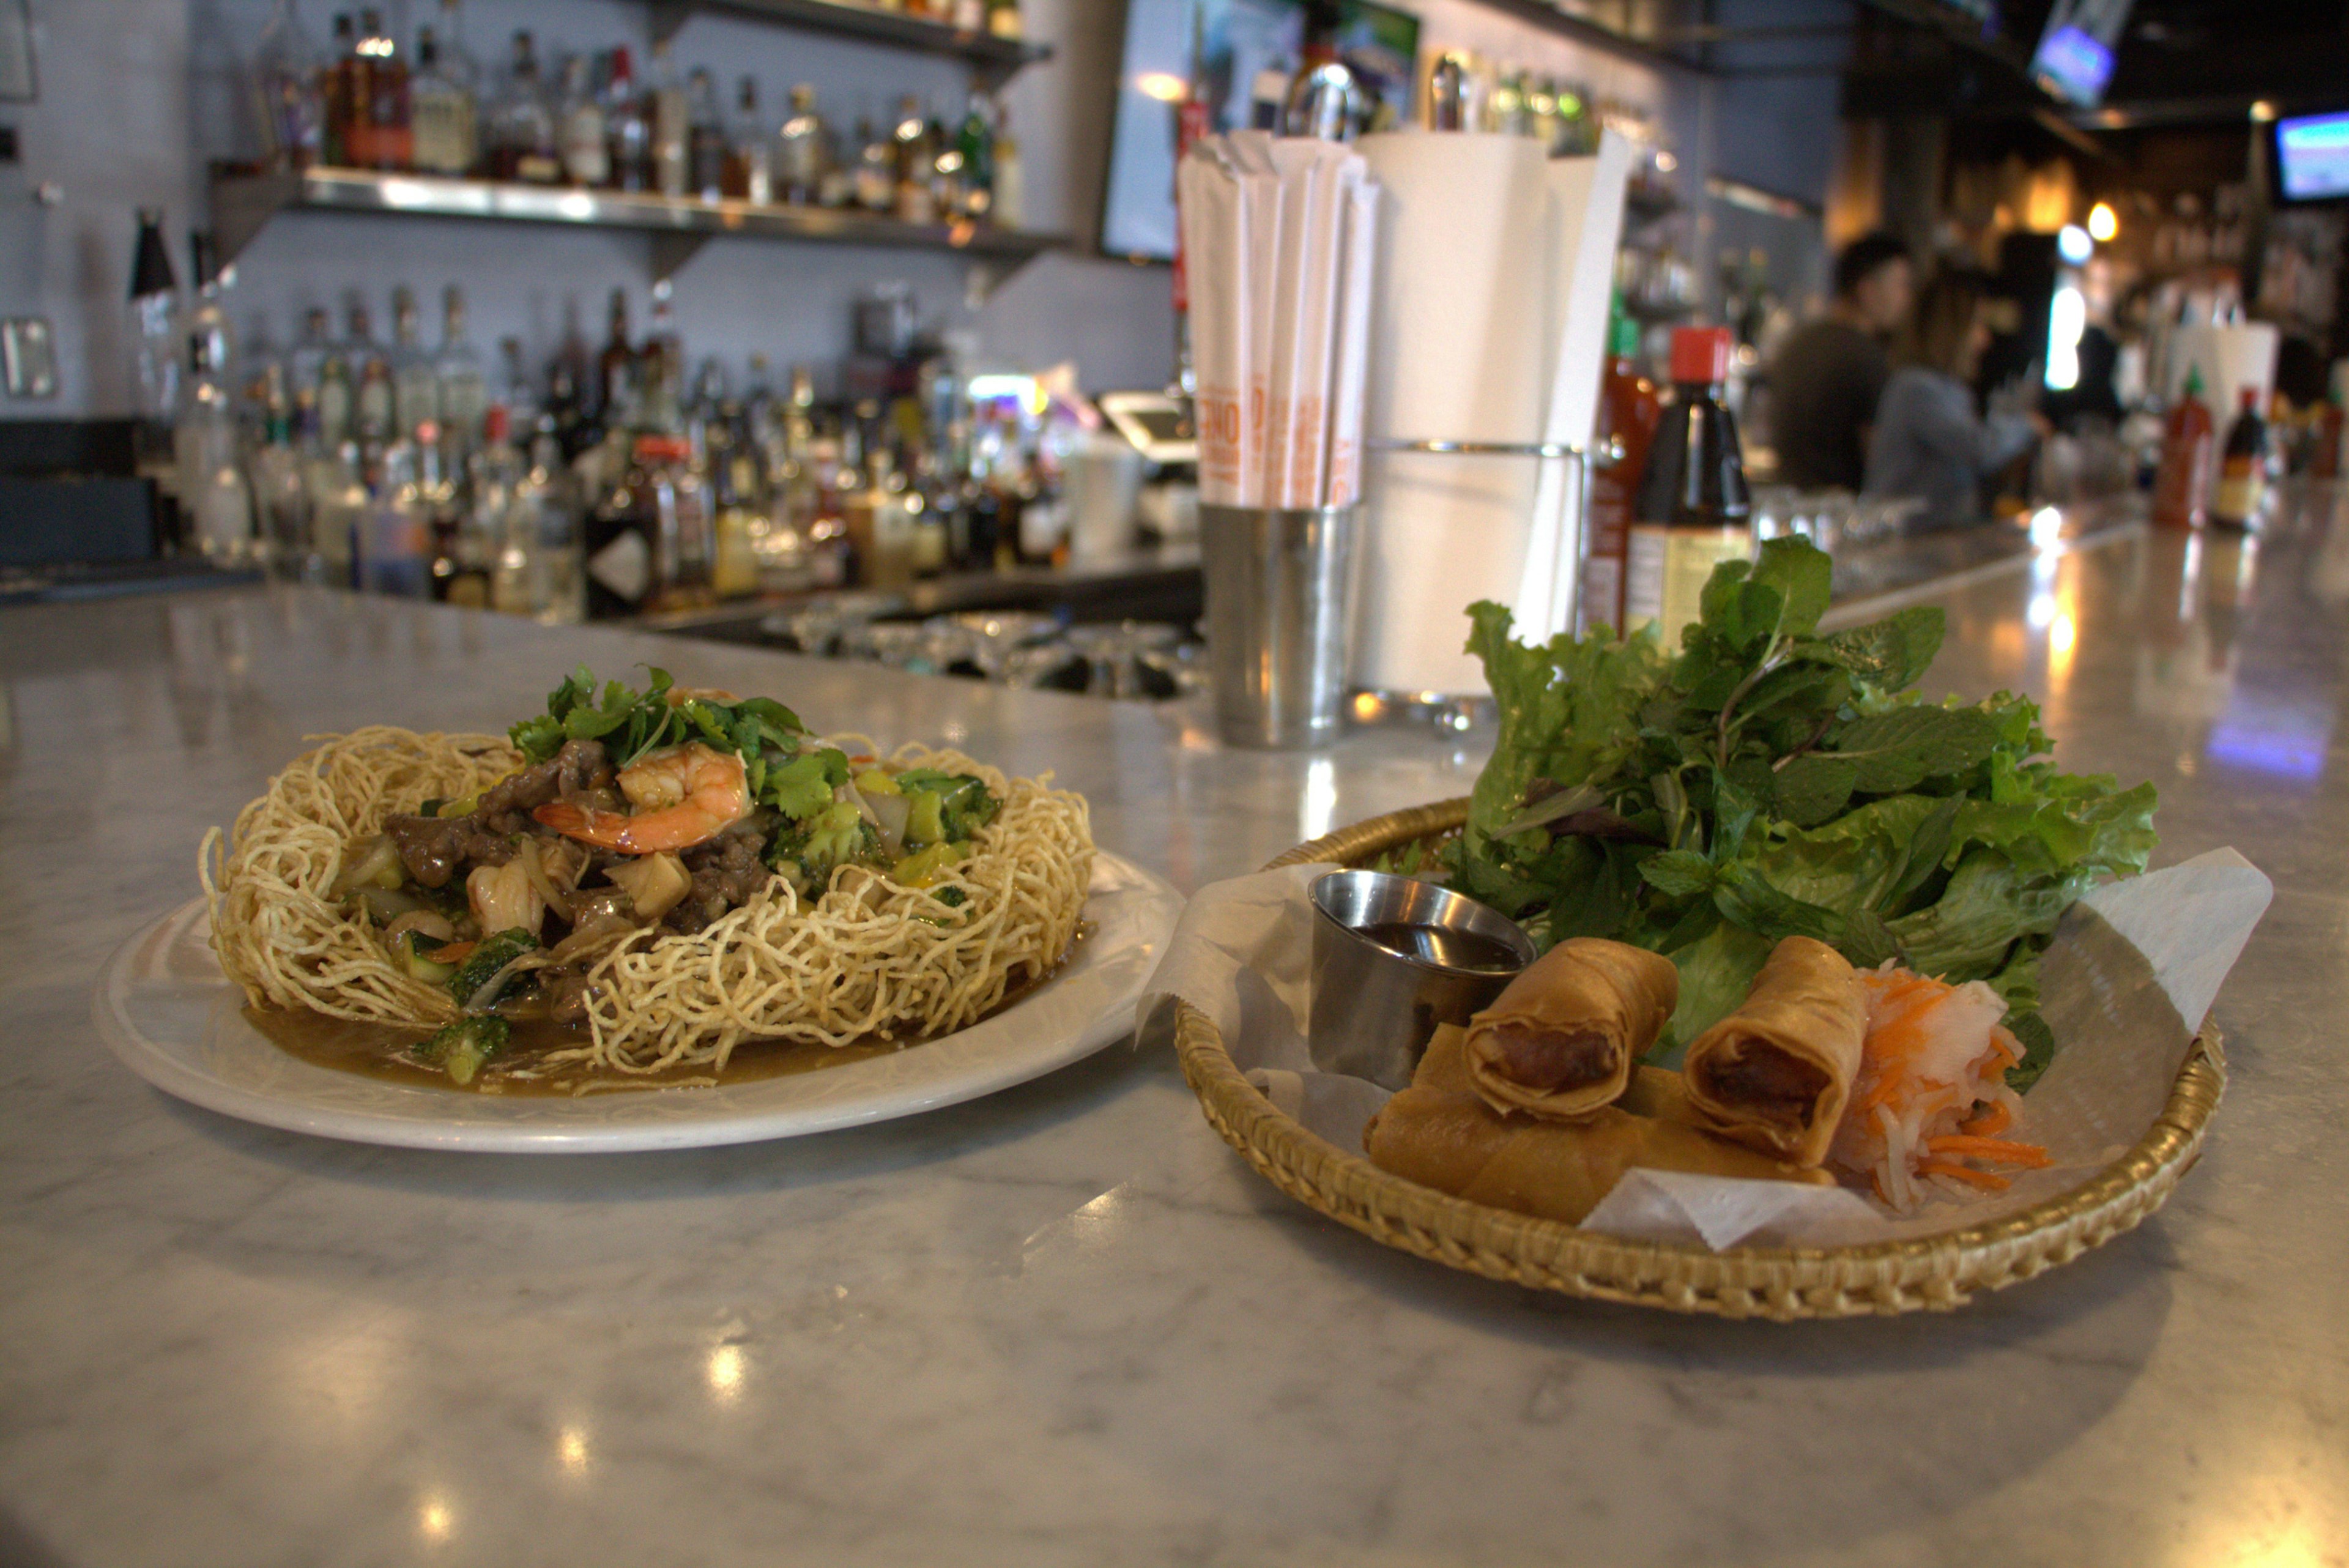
650,40 -> 688,197
176,236 -> 253,561
637,280 -> 681,433
488,31 -> 558,183
558,53 -> 609,187
346,299 -> 395,457
315,316 -> 354,450
435,284 -> 488,462
585,433 -> 697,617
288,305 -> 334,415
603,46 -> 651,191
853,117 -> 894,213
891,96 -> 934,223
776,84 -> 825,204
725,76 -> 771,203
251,390 -> 315,579
321,13 -> 357,165
1623,325 -> 1750,643
816,115 -> 853,209
597,289 -> 634,430
990,100 -> 1023,228
409,24 -> 477,174
349,9 -> 410,171
2150,366 -> 2214,530
253,0 -> 325,171
182,232 -> 233,397
985,0 -> 1022,40
955,94 -> 994,220
389,285 -> 438,442
2210,386 -> 2268,531
435,0 -> 478,103
1583,302 -> 1661,633
685,67 -> 727,201
546,301 -> 593,453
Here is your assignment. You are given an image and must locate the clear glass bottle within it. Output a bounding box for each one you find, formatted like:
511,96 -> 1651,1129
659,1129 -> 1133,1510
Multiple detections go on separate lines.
253,406 -> 315,579
853,117 -> 894,214
435,284 -> 488,464
686,67 -> 727,201
183,231 -> 234,397
176,235 -> 253,562
315,317 -> 355,451
990,99 -> 1022,228
408,23 -> 477,174
726,76 -> 771,203
357,439 -> 432,596
389,285 -> 439,443
306,439 -> 366,585
776,83 -> 825,205
288,305 -> 334,417
650,40 -> 688,197
603,46 -> 650,191
346,299 -> 395,457
128,209 -> 181,426
253,0 -> 325,171
891,95 -> 934,223
558,53 -> 608,187
636,279 -> 681,433
488,30 -> 558,183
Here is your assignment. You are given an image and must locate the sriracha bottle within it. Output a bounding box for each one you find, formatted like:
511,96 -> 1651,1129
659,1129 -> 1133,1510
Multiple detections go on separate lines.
1583,301 -> 1661,635
2150,366 -> 2215,530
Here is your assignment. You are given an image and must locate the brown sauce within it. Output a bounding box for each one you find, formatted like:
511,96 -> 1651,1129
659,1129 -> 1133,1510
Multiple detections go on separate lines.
244,920 -> 1093,1098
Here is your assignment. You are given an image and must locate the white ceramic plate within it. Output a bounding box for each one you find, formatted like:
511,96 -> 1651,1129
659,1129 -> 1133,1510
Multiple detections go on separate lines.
94,852 -> 1183,1153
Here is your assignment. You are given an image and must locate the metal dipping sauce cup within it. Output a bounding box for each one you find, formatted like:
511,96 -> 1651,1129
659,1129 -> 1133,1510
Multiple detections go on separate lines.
1307,869 -> 1537,1091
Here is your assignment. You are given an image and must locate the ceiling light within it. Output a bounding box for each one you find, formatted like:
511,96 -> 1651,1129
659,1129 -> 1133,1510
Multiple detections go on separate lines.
2087,202 -> 2118,242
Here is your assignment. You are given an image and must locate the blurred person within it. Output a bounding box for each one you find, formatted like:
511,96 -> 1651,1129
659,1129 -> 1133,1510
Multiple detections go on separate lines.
1863,266 -> 2044,530
1767,232 -> 1915,489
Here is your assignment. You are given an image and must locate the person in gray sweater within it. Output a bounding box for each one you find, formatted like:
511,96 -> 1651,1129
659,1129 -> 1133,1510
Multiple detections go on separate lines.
1863,266 -> 2043,530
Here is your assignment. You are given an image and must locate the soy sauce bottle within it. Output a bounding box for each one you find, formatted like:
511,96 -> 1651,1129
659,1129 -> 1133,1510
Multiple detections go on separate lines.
2210,385 -> 2268,532
1623,325 -> 1750,644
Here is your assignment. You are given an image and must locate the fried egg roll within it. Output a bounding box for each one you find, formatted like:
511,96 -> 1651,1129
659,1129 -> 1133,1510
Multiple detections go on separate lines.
1461,938 -> 1679,1121
1682,935 -> 1866,1167
1363,1031 -> 1828,1225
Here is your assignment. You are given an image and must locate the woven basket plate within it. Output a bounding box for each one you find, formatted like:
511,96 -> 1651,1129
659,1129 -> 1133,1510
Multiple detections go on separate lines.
1174,798 -> 2225,1320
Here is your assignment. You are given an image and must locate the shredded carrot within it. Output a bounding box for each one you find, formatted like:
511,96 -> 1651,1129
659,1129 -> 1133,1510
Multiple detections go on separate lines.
1986,1029 -> 2022,1068
1918,1159 -> 2011,1191
1924,1134 -> 2050,1167
428,940 -> 477,964
1959,1102 -> 2013,1137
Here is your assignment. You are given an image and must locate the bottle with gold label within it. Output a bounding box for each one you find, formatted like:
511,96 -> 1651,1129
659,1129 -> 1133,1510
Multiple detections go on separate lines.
2210,385 -> 2267,531
1623,325 -> 1750,645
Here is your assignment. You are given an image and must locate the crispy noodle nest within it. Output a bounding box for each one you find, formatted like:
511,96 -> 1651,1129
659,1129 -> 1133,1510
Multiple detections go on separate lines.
200,726 -> 1095,1080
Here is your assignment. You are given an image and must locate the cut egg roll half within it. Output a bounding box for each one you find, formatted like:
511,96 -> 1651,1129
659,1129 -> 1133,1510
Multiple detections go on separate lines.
1682,935 -> 1867,1167
1461,938 -> 1679,1121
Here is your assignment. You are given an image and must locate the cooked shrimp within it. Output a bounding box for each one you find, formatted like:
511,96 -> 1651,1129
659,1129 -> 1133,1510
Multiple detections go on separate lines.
533,741 -> 750,853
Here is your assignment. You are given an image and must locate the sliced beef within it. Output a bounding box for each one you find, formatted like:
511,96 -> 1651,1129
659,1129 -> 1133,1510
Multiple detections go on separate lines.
383,813 -> 513,890
665,817 -> 774,934
385,741 -> 618,890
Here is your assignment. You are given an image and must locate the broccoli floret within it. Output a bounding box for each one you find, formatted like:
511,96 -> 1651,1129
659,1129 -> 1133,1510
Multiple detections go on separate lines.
414,1015 -> 510,1086
446,927 -> 539,1009
767,801 -> 881,893
891,770 -> 1001,842
933,885 -> 967,908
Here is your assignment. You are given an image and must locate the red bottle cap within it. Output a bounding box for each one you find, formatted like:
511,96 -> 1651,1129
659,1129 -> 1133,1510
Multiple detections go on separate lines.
484,405 -> 510,442
2240,385 -> 2260,410
1669,326 -> 1734,387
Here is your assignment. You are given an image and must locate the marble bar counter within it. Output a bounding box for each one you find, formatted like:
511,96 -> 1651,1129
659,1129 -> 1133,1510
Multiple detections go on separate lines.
2,490 -> 2345,1567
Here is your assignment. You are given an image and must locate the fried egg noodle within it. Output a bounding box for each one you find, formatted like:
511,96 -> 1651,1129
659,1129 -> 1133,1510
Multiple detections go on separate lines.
200,726 -> 1095,1085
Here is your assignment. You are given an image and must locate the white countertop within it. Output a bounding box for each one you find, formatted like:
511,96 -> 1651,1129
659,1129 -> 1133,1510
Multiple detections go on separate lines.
2,500 -> 2342,1566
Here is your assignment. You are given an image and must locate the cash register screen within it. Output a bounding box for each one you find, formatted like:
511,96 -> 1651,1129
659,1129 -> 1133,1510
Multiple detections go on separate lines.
1100,0 -> 1419,262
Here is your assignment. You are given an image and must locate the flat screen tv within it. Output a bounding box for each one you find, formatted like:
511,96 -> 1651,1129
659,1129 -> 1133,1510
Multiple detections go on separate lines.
1099,0 -> 1420,262
2274,110 -> 2349,203
2027,0 -> 2134,107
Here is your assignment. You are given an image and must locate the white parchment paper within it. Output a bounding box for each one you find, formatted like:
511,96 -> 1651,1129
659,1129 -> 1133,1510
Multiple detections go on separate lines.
1142,851 -> 2272,1250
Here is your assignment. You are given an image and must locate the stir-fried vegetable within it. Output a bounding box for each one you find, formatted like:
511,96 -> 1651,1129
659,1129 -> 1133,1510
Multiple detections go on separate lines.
769,802 -> 881,894
414,1015 -> 510,1086
1450,537 -> 2156,1086
447,927 -> 540,1011
390,927 -> 458,984
892,770 -> 1001,844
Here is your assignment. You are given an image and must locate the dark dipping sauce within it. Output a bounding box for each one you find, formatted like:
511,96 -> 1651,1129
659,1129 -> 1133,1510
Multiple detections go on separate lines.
1353,921 -> 1525,974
